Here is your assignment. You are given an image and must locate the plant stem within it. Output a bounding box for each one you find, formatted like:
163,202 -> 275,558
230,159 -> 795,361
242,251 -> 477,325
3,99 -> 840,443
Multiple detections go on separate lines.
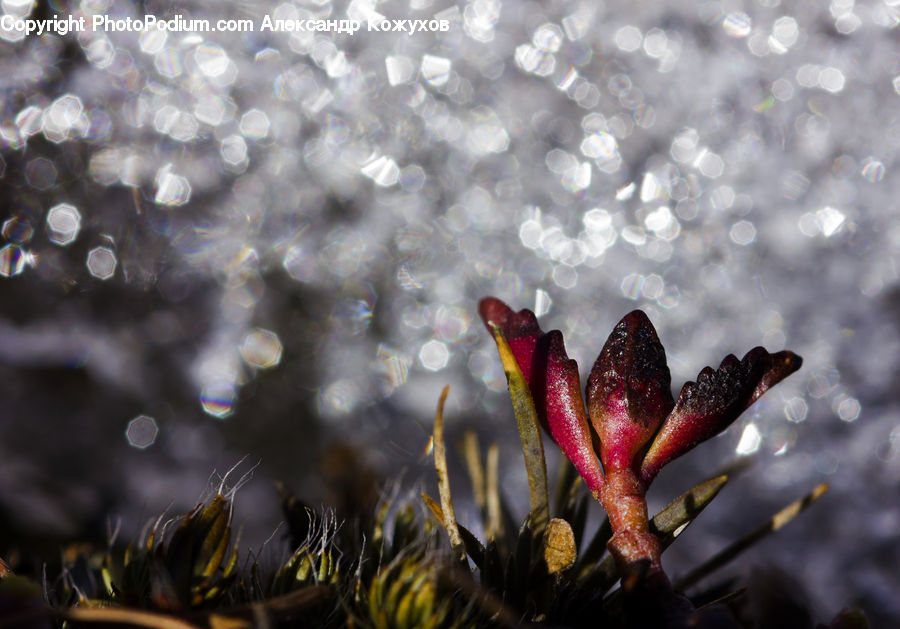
599,468 -> 662,574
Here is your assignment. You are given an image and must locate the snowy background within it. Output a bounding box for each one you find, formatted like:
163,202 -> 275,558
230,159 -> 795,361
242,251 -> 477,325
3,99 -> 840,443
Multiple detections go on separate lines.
1,0 -> 899,624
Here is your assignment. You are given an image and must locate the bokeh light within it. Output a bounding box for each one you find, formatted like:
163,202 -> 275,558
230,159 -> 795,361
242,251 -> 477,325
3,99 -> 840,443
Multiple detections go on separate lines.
0,244 -> 28,277
125,415 -> 159,449
239,328 -> 283,369
419,340 -> 450,371
2,1 -> 899,621
46,203 -> 81,246
200,382 -> 237,419
86,247 -> 117,280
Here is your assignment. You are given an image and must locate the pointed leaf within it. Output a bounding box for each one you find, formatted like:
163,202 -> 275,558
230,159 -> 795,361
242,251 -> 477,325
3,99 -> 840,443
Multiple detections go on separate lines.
479,297 -> 543,389
432,386 -> 465,560
535,331 -> 605,494
391,504 -> 418,553
642,348 -> 802,483
482,538 -> 504,590
674,483 -> 827,591
275,482 -> 312,550
195,495 -> 230,577
512,517 -> 533,602
694,586 -> 747,613
569,493 -> 589,552
587,310 -> 674,474
649,474 -> 729,545
488,324 -> 550,533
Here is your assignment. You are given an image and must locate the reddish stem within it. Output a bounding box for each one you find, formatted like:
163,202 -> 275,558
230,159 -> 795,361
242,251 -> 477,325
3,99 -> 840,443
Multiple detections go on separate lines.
599,468 -> 662,575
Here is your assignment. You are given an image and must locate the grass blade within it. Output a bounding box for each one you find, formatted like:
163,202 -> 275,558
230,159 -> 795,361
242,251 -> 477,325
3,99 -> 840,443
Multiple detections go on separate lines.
462,431 -> 486,512
674,483 -> 828,591
432,386 -> 465,560
485,444 -> 503,543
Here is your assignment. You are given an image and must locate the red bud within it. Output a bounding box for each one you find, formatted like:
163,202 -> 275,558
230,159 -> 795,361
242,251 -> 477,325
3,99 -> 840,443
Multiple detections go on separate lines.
586,311 -> 674,474
478,297 -> 542,388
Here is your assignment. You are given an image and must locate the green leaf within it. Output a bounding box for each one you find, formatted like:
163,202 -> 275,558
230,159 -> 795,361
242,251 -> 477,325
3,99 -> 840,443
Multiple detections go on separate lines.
489,324 -> 550,534
649,474 -> 729,546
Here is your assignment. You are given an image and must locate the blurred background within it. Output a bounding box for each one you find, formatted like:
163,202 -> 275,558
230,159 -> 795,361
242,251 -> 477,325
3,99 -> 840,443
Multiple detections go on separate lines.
1,0 -> 899,624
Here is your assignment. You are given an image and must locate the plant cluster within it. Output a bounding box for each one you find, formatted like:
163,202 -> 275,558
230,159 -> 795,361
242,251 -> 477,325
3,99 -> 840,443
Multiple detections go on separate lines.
0,299 -> 868,628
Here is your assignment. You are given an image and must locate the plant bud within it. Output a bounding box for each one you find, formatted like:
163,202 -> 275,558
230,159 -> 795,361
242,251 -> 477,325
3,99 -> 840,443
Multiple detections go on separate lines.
586,311 -> 674,474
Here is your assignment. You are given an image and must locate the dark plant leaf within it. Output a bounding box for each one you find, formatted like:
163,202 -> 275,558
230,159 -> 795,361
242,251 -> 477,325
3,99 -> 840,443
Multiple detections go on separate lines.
642,347 -> 802,483
691,581 -> 745,612
577,554 -> 620,597
552,456 -> 581,518
422,494 -> 486,570
449,561 -> 522,628
575,513 -> 612,576
391,504 -> 418,556
568,493 -> 589,554
586,310 -> 674,474
514,516 -> 533,587
275,482 -> 312,550
481,538 -> 504,591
